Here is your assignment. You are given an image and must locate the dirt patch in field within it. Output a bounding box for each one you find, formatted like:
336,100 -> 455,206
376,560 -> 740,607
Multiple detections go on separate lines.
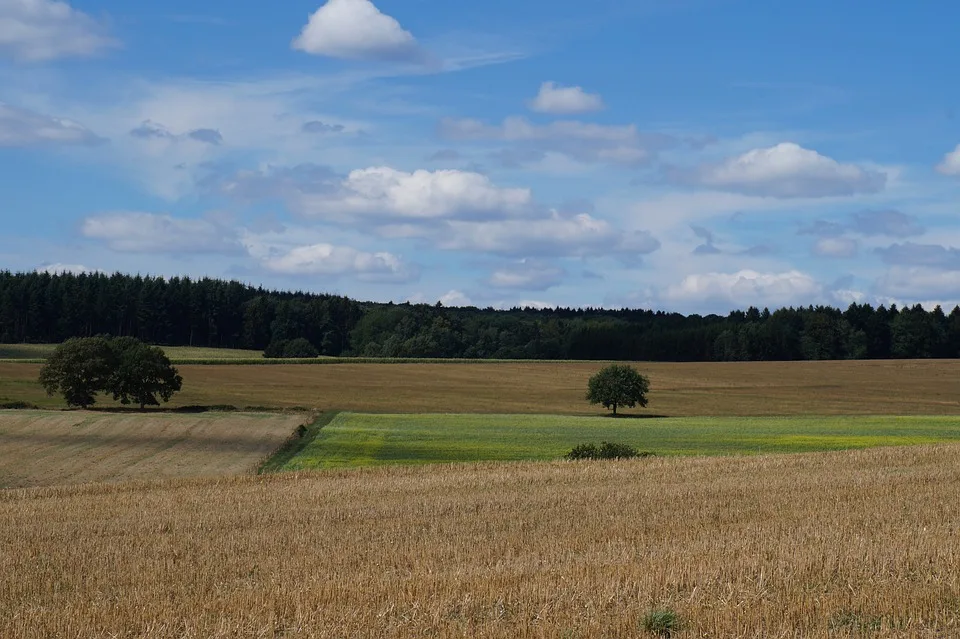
0,411 -> 307,489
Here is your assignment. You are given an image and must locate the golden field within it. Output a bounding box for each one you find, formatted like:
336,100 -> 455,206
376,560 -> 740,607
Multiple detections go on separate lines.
1,445 -> 958,638
2,358 -> 960,415
0,411 -> 308,489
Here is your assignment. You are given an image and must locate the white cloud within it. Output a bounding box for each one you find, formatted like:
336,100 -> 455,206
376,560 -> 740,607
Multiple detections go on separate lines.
36,262 -> 91,274
440,116 -> 666,166
439,290 -> 471,307
877,267 -> 960,299
0,0 -> 116,61
528,81 -> 604,114
488,260 -> 565,291
665,270 -> 822,308
936,144 -> 960,176
440,211 -> 660,258
813,237 -> 858,258
0,102 -> 102,146
292,0 -> 421,62
289,166 -> 533,221
81,212 -> 240,254
669,142 -> 887,198
255,242 -> 418,282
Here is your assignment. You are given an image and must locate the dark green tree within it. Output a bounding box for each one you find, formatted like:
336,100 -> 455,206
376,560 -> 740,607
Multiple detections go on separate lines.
107,338 -> 183,409
282,337 -> 319,358
38,336 -> 114,408
586,364 -> 650,416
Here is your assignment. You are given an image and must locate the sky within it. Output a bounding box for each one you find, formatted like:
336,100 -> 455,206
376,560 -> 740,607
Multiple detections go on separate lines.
2,0 -> 960,314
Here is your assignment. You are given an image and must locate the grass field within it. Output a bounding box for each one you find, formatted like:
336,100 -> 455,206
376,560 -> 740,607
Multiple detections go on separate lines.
0,410 -> 309,488
0,343 -> 263,362
2,445 -> 958,637
279,412 -> 960,470
2,358 -> 959,415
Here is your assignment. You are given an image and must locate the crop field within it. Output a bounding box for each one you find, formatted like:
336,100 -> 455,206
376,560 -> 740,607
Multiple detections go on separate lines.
0,411 -> 308,489
2,358 -> 959,415
1,444 -> 958,637
279,412 -> 960,470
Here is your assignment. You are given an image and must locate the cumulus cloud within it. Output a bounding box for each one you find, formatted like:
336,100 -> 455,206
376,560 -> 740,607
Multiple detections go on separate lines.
665,270 -> 822,308
877,267 -> 960,299
668,142 -> 886,198
0,0 -> 117,61
36,263 -> 92,275
302,120 -> 345,134
0,103 -> 103,146
129,120 -> 223,145
528,81 -> 604,114
217,164 -> 533,222
291,0 -> 421,62
488,260 -> 565,291
81,212 -> 240,254
875,242 -> 960,269
439,211 -> 660,259
936,144 -> 960,176
813,237 -> 858,258
850,209 -> 925,237
255,242 -> 418,283
439,116 -> 670,166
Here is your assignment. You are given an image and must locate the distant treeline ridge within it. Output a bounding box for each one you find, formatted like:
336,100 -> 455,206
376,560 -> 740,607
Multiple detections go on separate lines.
2,271 -> 959,361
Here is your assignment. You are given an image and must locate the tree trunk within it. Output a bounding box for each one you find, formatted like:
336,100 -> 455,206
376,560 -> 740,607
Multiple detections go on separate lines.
613,404 -> 618,416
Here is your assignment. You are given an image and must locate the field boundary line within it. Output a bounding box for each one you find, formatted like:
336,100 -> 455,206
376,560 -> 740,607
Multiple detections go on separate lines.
257,411 -> 340,474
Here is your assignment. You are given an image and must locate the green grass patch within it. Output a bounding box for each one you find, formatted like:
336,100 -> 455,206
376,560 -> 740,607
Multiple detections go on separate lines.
258,411 -> 339,474
0,343 -> 264,363
279,413 -> 960,471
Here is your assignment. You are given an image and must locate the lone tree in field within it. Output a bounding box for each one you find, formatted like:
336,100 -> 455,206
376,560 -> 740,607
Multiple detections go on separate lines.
586,364 -> 650,416
39,336 -> 182,409
107,338 -> 183,409
38,337 -> 114,408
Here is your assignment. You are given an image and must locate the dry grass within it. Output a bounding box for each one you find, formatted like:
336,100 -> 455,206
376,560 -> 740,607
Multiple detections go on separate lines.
5,359 -> 960,415
1,445 -> 959,637
0,411 -> 308,489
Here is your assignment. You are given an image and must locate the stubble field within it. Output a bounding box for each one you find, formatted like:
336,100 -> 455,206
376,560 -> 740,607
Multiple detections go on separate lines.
1,444 -> 958,638
2,358 -> 959,415
0,411 -> 308,488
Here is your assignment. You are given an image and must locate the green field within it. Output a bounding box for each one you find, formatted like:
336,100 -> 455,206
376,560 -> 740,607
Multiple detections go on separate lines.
0,344 -> 263,362
277,412 -> 960,470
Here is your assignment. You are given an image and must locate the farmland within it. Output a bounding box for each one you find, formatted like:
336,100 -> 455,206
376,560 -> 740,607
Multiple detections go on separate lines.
0,343 -> 264,362
0,411 -> 308,489
1,444 -> 959,637
2,358 -> 960,415
280,412 -> 960,470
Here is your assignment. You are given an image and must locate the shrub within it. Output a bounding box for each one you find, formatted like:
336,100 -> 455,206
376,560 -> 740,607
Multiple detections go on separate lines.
642,608 -> 679,637
282,338 -> 319,359
566,441 -> 653,460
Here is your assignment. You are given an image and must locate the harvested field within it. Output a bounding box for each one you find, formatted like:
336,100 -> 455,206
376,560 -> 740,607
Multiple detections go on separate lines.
0,411 -> 308,488
1,445 -> 959,637
3,359 -> 960,415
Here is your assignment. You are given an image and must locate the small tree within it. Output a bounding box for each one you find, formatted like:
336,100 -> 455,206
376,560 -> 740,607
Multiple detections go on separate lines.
39,337 -> 114,408
108,339 -> 183,409
586,364 -> 650,416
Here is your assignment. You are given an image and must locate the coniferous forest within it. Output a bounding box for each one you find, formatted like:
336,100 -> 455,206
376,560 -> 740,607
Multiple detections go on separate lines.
2,270 -> 959,361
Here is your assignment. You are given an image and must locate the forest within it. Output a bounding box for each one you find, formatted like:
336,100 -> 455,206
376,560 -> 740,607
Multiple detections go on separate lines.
1,270 -> 959,361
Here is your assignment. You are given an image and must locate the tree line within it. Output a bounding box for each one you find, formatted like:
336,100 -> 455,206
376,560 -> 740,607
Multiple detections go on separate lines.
2,270 -> 960,361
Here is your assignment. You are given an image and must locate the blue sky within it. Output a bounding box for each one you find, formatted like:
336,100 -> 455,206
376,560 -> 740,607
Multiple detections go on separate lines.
2,0 -> 960,313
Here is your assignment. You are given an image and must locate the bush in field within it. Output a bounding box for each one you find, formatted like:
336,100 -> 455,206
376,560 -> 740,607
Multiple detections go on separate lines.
586,364 -> 650,416
39,336 -> 182,409
642,608 -> 679,637
566,441 -> 650,460
263,338 -> 319,359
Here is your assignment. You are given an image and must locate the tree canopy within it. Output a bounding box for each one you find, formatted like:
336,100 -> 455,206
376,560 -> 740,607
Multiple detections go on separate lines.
586,364 -> 650,416
38,336 -> 182,409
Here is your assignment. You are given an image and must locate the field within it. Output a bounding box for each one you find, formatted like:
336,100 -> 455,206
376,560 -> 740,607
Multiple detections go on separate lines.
280,412 -> 960,470
1,445 -> 958,637
2,358 -> 960,415
0,411 -> 308,488
0,343 -> 263,362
